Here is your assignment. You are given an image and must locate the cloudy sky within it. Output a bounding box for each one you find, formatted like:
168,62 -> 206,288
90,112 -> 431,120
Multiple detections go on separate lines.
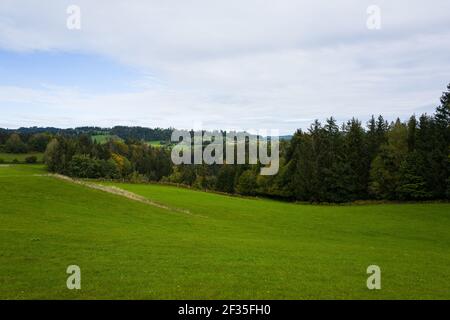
0,0 -> 449,134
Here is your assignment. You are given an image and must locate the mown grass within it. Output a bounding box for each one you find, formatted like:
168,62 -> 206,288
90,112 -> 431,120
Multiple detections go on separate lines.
0,153 -> 44,163
0,165 -> 449,299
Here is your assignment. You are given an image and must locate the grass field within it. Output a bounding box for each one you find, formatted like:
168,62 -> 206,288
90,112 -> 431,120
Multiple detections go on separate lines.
91,134 -> 164,148
146,140 -> 165,147
91,134 -> 122,144
0,165 -> 449,299
0,152 -> 44,163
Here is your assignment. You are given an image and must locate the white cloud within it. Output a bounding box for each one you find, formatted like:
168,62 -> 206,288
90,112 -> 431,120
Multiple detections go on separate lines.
0,0 -> 449,133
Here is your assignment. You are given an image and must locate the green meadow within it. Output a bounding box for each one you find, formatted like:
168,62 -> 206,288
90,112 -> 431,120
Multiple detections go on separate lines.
147,140 -> 164,146
91,134 -> 163,147
0,164 -> 449,299
0,153 -> 44,163
91,134 -> 122,144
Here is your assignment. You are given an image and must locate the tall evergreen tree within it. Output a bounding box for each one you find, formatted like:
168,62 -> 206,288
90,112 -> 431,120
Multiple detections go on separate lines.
432,83 -> 450,198
344,118 -> 369,199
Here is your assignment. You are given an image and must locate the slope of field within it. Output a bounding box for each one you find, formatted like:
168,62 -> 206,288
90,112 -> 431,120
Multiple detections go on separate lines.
0,165 -> 449,299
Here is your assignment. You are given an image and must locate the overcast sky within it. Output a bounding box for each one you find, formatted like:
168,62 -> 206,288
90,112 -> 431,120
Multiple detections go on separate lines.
0,0 -> 449,134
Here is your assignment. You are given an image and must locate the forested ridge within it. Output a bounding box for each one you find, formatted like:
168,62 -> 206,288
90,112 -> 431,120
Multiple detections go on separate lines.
1,84 -> 449,203
0,126 -> 173,142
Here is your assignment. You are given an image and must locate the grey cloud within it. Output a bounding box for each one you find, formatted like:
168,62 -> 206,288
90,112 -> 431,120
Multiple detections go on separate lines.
0,0 -> 449,133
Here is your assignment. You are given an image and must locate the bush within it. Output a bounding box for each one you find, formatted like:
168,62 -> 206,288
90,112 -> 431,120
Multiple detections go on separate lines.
25,156 -> 38,164
0,158 -> 4,164
12,158 -> 19,164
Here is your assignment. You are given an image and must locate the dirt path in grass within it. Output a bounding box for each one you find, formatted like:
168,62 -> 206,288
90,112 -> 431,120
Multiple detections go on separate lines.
48,174 -> 195,216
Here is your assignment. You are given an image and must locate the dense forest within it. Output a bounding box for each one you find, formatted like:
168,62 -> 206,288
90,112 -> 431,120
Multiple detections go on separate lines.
0,126 -> 173,143
1,83 -> 449,203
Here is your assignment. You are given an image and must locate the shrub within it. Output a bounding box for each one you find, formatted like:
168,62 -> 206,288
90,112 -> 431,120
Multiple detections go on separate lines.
25,156 -> 38,164
0,158 -> 4,164
12,158 -> 19,164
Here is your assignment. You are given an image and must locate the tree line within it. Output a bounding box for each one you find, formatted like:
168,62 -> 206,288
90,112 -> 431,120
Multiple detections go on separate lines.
44,135 -> 172,181
0,132 -> 52,153
0,126 -> 173,144
4,84 -> 449,202
166,84 -> 449,202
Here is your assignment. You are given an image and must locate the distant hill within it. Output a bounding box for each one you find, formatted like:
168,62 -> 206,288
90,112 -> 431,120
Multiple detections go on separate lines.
1,126 -> 292,142
278,135 -> 293,141
0,126 -> 174,142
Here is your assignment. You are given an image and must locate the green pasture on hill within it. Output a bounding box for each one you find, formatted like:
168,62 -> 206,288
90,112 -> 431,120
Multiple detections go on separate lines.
0,165 -> 449,299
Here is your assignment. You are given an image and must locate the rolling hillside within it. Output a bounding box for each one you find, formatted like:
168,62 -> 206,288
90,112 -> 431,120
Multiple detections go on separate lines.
0,165 -> 449,299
